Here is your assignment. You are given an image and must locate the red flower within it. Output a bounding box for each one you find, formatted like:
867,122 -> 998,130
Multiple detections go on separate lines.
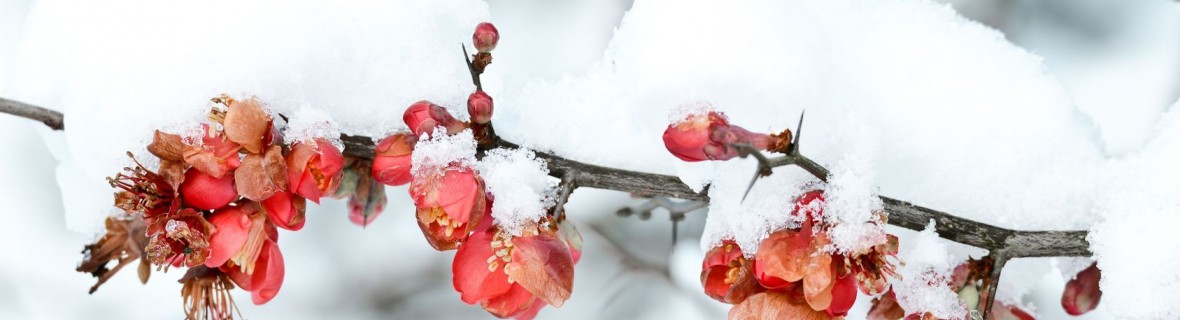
179,168 -> 237,211
262,191 -> 306,231
468,91 -> 494,124
110,156 -> 181,224
183,124 -> 242,178
286,138 -> 344,203
1062,262 -> 1102,316
663,111 -> 774,162
410,166 -> 486,250
372,133 -> 416,186
701,241 -> 760,304
403,100 -> 466,137
207,203 -> 285,305
473,22 -> 500,53
453,224 -> 575,319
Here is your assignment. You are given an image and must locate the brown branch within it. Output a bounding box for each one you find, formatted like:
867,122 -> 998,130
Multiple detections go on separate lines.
0,97 -> 64,130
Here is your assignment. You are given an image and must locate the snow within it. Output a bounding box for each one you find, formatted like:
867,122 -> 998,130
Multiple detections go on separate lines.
410,129 -> 477,177
892,222 -> 967,319
2,0 -> 1179,318
477,148 -> 558,235
821,118 -> 886,254
1088,102 -> 1180,319
282,107 -> 343,150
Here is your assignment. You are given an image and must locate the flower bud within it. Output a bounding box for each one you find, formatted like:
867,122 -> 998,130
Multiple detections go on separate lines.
663,110 -> 775,162
467,91 -> 494,124
473,22 -> 499,53
403,101 -> 465,137
180,169 -> 238,211
372,133 -> 416,186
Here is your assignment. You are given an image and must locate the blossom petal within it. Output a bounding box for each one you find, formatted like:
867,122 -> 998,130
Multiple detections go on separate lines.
505,231 -> 575,307
224,98 -> 270,153
263,192 -> 305,231
180,169 -> 237,211
480,284 -> 536,319
453,228 -> 512,304
235,146 -> 288,202
1062,262 -> 1102,316
147,130 -> 185,161
250,239 -> 284,305
205,206 -> 251,268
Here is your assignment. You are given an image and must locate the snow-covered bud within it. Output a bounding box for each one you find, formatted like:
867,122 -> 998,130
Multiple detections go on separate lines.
473,22 -> 499,53
403,100 -> 466,137
180,168 -> 238,211
1062,262 -> 1102,315
372,133 -> 416,186
467,91 -> 494,124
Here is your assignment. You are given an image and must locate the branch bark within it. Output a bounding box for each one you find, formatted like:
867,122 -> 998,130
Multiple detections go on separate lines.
0,97 -> 64,130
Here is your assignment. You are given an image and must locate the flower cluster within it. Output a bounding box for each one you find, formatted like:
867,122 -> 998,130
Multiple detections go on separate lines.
664,109 -> 901,319
82,96 -> 353,319
702,191 -> 899,319
367,22 -> 581,319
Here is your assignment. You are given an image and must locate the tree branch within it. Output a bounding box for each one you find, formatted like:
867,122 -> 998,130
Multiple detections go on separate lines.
0,97 -> 64,130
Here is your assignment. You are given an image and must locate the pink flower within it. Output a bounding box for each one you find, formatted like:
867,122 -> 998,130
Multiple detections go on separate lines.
452,224 -> 574,319
262,191 -> 306,231
473,22 -> 500,53
701,241 -> 760,304
372,133 -> 416,186
286,138 -> 344,203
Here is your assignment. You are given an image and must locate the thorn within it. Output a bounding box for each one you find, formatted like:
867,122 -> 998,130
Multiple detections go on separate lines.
731,143 -> 773,202
792,110 -> 805,153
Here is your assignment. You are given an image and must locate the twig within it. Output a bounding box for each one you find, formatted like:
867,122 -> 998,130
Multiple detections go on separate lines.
0,97 -> 64,130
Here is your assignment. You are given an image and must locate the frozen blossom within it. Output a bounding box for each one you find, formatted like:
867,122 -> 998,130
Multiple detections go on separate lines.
893,222 -> 967,319
477,148 -> 558,235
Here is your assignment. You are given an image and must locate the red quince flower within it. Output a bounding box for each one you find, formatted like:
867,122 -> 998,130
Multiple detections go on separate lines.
145,209 -> 213,268
701,240 -> 760,304
1062,262 -> 1102,316
110,155 -> 181,225
286,138 -> 344,203
179,168 -> 237,211
453,223 -> 575,319
403,100 -> 466,137
468,91 -> 494,124
183,124 -> 242,179
262,191 -> 306,231
372,133 -> 416,186
473,22 -> 499,53
663,111 -> 776,162
410,165 -> 486,250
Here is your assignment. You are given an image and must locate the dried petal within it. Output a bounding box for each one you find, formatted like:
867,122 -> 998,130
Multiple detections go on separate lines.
224,98 -> 270,153
729,292 -> 832,320
505,231 -> 575,307
867,290 -> 906,320
148,130 -> 185,161
183,125 -> 241,178
235,145 -> 288,201
803,237 -> 835,311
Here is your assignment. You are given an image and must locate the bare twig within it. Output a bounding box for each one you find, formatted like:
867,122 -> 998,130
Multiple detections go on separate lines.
0,97 -> 64,130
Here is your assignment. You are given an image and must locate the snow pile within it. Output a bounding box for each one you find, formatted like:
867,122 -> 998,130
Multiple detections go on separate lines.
410,129 -> 477,175
698,158 -> 814,254
477,148 -> 558,235
821,117 -> 886,254
893,222 -> 967,319
5,0 -> 490,231
283,107 -> 342,150
1088,103 -> 1180,319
